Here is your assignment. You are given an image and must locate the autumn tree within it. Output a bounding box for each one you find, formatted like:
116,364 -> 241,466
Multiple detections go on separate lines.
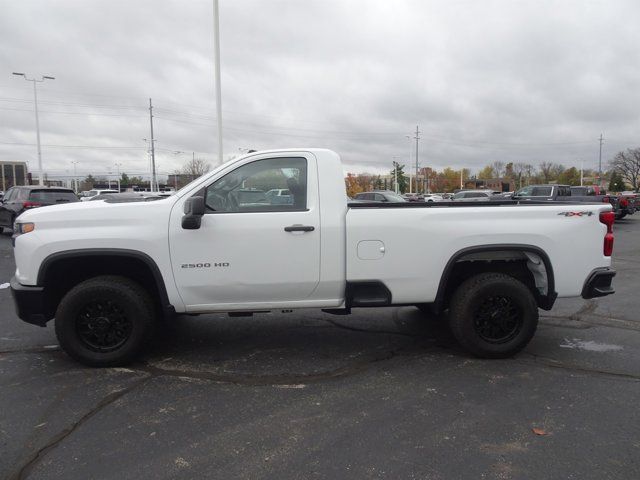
345,173 -> 363,198
477,166 -> 494,179
610,148 -> 640,191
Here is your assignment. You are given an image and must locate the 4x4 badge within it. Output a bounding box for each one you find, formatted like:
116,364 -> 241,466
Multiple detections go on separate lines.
557,211 -> 594,217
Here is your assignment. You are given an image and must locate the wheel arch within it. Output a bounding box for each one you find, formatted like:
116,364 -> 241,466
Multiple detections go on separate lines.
434,244 -> 557,313
38,249 -> 174,321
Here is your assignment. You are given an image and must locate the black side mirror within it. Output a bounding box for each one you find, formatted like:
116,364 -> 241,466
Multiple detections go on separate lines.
182,196 -> 205,229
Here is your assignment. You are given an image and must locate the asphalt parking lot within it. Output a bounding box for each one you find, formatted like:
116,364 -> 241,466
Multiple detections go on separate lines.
1,218 -> 639,480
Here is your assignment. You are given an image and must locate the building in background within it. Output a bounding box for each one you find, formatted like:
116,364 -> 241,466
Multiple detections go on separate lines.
0,161 -> 29,191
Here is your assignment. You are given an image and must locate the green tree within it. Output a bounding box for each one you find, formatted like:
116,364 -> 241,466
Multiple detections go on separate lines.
120,172 -> 130,185
557,167 -> 581,186
608,171 -> 626,192
390,162 -> 408,193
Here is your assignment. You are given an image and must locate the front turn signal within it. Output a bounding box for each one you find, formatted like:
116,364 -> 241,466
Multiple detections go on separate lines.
14,222 -> 35,235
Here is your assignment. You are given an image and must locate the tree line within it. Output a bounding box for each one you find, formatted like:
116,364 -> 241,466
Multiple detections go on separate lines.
345,146 -> 640,197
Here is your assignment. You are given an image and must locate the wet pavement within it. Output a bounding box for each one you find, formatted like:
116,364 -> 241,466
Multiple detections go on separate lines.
1,217 -> 639,479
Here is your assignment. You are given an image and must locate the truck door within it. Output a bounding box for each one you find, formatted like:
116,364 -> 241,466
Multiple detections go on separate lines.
169,154 -> 321,309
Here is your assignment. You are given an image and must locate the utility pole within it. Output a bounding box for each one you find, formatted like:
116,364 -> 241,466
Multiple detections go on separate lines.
405,135 -> 413,193
13,73 -> 55,185
149,98 -> 157,192
598,133 -> 604,186
414,126 -> 421,193
213,0 -> 224,164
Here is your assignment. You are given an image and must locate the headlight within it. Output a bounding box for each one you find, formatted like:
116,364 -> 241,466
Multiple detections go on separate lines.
14,222 -> 35,235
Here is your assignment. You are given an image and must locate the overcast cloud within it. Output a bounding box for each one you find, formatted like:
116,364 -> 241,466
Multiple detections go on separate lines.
1,0 -> 639,181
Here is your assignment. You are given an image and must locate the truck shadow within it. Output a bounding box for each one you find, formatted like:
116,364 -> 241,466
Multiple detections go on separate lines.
143,307 -> 460,385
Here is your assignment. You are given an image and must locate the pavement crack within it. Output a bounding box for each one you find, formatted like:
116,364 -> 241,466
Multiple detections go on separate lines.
521,353 -> 640,382
11,375 -> 152,480
138,346 -> 405,386
0,345 -> 60,355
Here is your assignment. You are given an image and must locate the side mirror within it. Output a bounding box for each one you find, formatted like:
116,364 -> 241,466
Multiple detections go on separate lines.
182,196 -> 205,229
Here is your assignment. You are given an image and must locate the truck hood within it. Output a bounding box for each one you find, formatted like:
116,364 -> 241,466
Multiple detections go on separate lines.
16,197 -> 175,227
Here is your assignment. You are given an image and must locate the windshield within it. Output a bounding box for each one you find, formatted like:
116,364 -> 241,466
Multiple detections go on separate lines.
514,186 -> 553,197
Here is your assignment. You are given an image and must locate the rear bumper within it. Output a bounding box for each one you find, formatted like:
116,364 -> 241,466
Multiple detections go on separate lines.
581,269 -> 616,299
10,276 -> 50,327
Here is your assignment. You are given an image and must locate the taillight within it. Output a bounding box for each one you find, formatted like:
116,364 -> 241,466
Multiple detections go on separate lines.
599,211 -> 615,256
620,198 -> 628,207
23,201 -> 42,209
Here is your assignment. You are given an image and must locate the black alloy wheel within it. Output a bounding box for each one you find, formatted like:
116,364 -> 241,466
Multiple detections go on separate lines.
473,295 -> 523,344
76,300 -> 133,352
448,272 -> 538,358
55,275 -> 155,367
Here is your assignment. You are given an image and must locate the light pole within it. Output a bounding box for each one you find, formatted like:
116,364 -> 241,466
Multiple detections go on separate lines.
13,72 -> 55,186
71,161 -> 79,192
405,135 -> 413,193
114,162 -> 123,191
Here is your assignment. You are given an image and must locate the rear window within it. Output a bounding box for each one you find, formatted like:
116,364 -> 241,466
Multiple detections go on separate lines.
29,190 -> 78,203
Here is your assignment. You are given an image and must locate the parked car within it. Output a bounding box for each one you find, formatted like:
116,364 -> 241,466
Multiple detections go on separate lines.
353,191 -> 407,202
402,193 -> 424,202
452,190 -> 498,201
11,148 -> 615,367
515,184 -> 623,219
616,192 -> 637,219
265,188 -> 293,205
0,186 -> 79,232
80,189 -> 119,201
423,194 -> 444,202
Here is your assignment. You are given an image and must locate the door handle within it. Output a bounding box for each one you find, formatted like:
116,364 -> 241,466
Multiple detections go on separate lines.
284,225 -> 315,232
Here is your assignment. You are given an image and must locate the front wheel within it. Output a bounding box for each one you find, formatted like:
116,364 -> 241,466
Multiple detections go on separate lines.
448,273 -> 538,358
55,275 -> 155,367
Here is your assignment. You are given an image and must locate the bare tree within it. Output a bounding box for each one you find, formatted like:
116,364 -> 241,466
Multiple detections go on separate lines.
513,163 -> 528,189
181,157 -> 211,177
538,162 -> 556,183
610,148 -> 640,191
490,161 -> 505,178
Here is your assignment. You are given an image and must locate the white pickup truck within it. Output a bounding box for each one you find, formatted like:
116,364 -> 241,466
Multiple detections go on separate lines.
10,149 -> 616,366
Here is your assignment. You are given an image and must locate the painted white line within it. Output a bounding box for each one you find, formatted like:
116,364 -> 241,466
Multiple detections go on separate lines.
560,338 -> 623,352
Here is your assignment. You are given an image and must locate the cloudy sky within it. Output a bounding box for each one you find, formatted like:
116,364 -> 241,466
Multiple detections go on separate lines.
1,0 -> 639,182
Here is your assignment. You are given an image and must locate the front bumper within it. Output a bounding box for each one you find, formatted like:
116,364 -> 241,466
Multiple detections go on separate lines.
581,269 -> 616,299
10,276 -> 50,327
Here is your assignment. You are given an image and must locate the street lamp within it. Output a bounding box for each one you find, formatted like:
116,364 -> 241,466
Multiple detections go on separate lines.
13,72 -> 55,186
114,162 -> 123,191
71,160 -> 79,193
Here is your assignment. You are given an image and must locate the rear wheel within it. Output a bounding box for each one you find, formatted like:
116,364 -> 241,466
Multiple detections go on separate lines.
448,273 -> 538,358
55,275 -> 155,367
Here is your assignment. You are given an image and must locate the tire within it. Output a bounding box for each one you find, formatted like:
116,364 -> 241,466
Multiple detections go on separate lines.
616,212 -> 626,220
448,273 -> 538,358
55,275 -> 155,367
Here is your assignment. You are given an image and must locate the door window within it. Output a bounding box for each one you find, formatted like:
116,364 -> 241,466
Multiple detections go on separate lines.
204,157 -> 307,213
